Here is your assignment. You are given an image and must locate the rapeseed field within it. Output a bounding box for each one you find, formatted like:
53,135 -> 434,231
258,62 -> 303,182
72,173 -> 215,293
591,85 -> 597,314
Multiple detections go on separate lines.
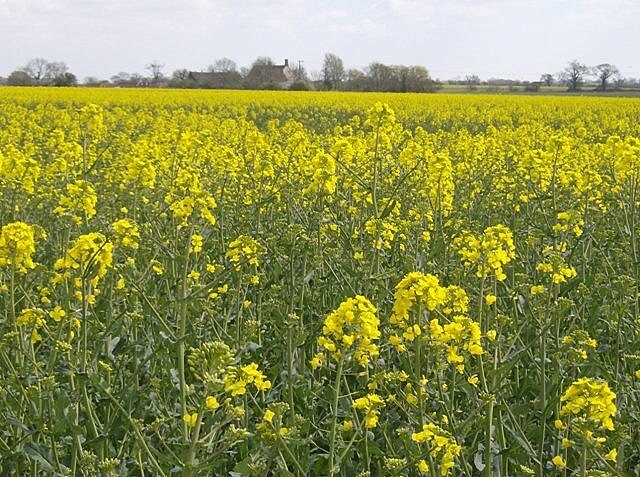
1,87 -> 639,476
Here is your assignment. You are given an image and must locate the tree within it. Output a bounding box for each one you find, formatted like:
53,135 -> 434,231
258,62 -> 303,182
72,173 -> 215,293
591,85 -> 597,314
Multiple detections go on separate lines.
322,53 -> 345,90
245,57 -> 276,88
52,72 -> 77,86
7,70 -> 33,86
16,58 -> 76,86
172,69 -> 190,81
22,58 -> 48,82
45,61 -> 68,80
252,56 -> 274,66
561,60 -> 589,92
399,65 -> 435,92
344,68 -> 368,91
366,62 -> 393,91
594,63 -> 620,91
42,61 -> 73,85
208,57 -> 237,73
540,73 -> 554,87
131,73 -> 148,87
111,72 -> 131,85
146,61 -> 165,84
291,60 -> 308,83
465,75 -> 481,90
83,76 -> 102,86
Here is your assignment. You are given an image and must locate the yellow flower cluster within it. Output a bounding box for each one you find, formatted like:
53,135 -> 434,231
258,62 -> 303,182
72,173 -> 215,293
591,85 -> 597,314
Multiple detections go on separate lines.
390,272 -> 448,327
0,144 -> 41,193
190,234 -> 203,254
315,295 -> 381,367
111,218 -> 140,249
561,330 -> 597,361
455,224 -> 515,280
125,138 -> 157,189
430,315 -> 483,373
53,179 -> 98,223
164,168 -> 217,228
352,393 -> 385,428
388,272 -> 482,371
552,210 -> 584,236
364,218 -> 399,250
226,235 -> 262,269
54,232 -> 113,286
536,251 -> 577,285
16,307 -> 47,343
303,151 -> 337,197
411,422 -> 461,476
560,377 -> 616,431
223,362 -> 272,396
0,221 -> 43,273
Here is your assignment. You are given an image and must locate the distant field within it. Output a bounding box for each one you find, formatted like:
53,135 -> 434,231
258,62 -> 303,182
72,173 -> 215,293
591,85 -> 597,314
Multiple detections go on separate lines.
439,83 -> 640,96
1,87 -> 640,476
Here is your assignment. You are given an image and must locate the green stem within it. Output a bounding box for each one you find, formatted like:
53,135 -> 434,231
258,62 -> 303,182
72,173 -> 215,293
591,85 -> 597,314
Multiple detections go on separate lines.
484,394 -> 495,477
92,376 -> 167,476
274,423 -> 306,476
538,291 -> 552,476
415,333 -> 424,428
184,410 -> 204,477
328,357 -> 344,477
178,230 -> 192,441
287,315 -> 296,427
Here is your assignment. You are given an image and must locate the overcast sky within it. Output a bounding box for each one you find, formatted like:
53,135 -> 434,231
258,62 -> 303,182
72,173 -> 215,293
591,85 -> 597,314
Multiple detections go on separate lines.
1,0 -> 638,82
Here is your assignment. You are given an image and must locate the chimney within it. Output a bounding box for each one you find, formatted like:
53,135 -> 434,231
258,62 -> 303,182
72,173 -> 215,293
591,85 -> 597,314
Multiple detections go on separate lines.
284,59 -> 289,68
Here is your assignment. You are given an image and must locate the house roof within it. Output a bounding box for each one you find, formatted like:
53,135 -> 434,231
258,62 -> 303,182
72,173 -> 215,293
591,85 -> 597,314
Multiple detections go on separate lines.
246,60 -> 295,86
188,71 -> 230,88
187,71 -> 243,89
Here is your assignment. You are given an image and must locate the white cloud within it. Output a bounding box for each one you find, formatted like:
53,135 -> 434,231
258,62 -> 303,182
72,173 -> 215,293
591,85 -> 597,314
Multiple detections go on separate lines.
0,0 -> 638,81
386,0 -> 436,19
329,17 -> 384,36
0,0 -> 58,17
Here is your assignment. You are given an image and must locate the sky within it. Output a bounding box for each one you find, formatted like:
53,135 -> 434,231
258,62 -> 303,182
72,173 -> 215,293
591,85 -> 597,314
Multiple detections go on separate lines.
1,0 -> 638,82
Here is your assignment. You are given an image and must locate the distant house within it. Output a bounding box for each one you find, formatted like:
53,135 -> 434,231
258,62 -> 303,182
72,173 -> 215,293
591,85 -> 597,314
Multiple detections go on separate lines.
245,59 -> 295,89
187,71 -> 242,89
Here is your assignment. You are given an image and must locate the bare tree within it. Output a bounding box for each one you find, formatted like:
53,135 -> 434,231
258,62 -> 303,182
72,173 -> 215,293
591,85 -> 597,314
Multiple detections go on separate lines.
308,70 -> 324,83
561,60 -> 589,92
291,60 -> 308,83
83,77 -> 102,86
540,73 -> 554,87
244,57 -> 277,87
131,73 -> 148,87
111,72 -> 131,85
146,61 -> 165,84
322,53 -> 345,90
22,58 -> 48,82
208,57 -> 237,73
172,69 -> 190,80
344,68 -> 368,91
465,74 -> 481,89
366,62 -> 393,90
396,65 -> 430,92
44,61 -> 69,83
252,56 -> 274,66
594,63 -> 620,91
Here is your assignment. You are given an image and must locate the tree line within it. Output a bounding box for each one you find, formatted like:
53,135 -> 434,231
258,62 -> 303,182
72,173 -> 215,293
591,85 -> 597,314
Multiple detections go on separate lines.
547,60 -> 626,92
5,58 -> 78,86
2,55 -> 637,93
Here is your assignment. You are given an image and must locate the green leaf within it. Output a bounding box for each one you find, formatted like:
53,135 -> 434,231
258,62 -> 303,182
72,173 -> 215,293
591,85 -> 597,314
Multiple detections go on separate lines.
23,442 -> 54,473
7,416 -> 29,433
